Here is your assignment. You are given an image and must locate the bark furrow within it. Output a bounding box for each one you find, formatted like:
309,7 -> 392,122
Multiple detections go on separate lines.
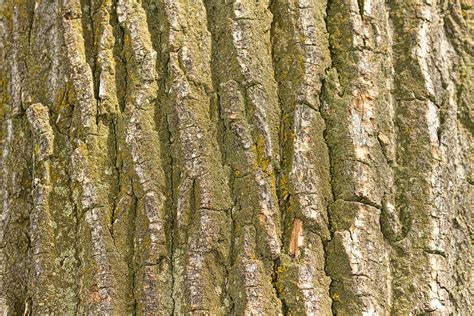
0,0 -> 472,314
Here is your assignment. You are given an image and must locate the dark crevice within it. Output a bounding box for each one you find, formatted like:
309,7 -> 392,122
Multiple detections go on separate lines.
202,1 -> 237,311
145,1 -> 176,312
203,0 -> 228,172
111,0 -> 127,113
272,258 -> 288,315
320,78 -> 337,316
356,0 -> 364,17
26,1 -> 35,52
79,0 -> 99,123
321,0 -> 338,315
202,1 -> 240,313
267,0 -> 288,313
112,3 -> 138,313
165,114 -> 177,315
60,127 -> 83,314
334,196 -> 382,211
109,118 -> 121,246
129,182 -> 138,315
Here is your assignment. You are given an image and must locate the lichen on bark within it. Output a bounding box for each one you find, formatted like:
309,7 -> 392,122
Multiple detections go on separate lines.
0,0 -> 472,315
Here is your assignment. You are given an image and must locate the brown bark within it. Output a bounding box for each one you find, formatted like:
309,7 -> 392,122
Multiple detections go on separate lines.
0,0 -> 472,314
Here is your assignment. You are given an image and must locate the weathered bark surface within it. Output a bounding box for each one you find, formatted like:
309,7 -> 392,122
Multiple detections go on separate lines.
0,0 -> 472,314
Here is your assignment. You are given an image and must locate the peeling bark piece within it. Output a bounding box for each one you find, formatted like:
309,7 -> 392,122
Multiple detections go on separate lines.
289,218 -> 303,258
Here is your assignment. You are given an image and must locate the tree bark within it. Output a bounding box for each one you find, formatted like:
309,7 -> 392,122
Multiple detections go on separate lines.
0,0 -> 472,314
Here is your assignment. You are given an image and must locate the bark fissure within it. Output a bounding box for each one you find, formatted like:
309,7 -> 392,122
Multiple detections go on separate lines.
268,3 -> 287,313
163,107 -> 177,314
129,183 -> 138,315
321,75 -> 337,316
1,0 -> 472,314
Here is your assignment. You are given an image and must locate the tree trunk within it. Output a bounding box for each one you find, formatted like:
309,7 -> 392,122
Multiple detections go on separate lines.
0,0 -> 472,314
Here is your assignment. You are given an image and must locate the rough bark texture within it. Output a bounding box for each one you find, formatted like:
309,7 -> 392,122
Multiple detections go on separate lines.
0,0 -> 472,315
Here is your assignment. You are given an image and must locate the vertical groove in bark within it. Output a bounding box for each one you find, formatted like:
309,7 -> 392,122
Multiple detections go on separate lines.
62,0 -> 130,313
0,0 -> 472,314
117,0 -> 171,313
95,1 -> 137,314
157,0 -> 234,313
0,114 -> 29,314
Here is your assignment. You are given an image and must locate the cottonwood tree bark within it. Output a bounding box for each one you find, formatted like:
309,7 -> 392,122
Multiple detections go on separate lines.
0,0 -> 472,315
